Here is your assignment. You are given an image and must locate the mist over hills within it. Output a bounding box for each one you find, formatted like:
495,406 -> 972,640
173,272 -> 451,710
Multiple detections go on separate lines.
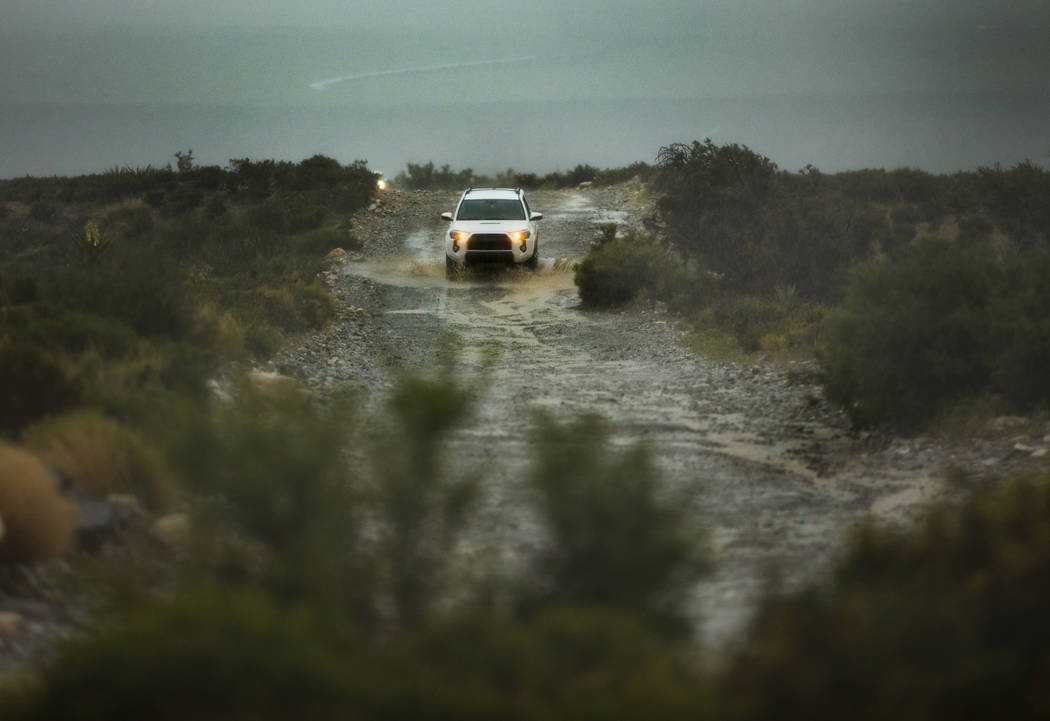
2,10 -> 1047,176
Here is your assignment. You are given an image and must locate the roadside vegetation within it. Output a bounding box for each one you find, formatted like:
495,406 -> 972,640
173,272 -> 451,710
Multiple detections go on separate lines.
0,152 -> 376,437
393,159 -> 653,190
3,148 -> 1050,717
3,366 -> 1050,718
574,139 -> 1050,429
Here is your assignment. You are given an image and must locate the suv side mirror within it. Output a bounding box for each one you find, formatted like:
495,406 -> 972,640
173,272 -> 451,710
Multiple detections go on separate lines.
440,212 -> 453,221
530,212 -> 543,221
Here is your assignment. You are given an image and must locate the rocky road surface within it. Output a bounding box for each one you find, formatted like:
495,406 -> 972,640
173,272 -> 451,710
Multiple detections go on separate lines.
266,186 -> 1048,648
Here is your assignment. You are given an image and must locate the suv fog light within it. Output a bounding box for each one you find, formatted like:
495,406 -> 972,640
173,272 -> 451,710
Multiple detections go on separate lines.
519,242 -> 527,252
453,241 -> 460,252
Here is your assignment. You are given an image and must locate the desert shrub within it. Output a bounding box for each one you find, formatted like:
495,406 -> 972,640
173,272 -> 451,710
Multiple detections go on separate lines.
711,296 -> 787,353
3,586 -> 358,721
295,227 -> 360,256
102,202 -> 155,239
3,305 -> 140,359
163,184 -> 205,216
252,286 -> 300,331
719,472 -> 1050,721
522,412 -> 707,632
819,233 -> 1002,427
975,160 -> 1050,244
396,161 -> 475,190
575,227 -> 694,308
0,444 -> 78,563
188,301 -> 246,361
369,366 -> 478,626
202,195 -> 227,218
987,247 -> 1050,406
244,197 -> 287,231
292,282 -> 336,329
0,340 -> 80,434
243,323 -> 284,357
595,161 -> 653,186
1,587 -> 709,721
173,381 -> 365,604
22,410 -> 179,512
820,232 -> 1050,427
379,607 -> 710,720
28,202 -> 59,223
282,198 -> 328,234
42,249 -> 193,342
0,273 -> 38,305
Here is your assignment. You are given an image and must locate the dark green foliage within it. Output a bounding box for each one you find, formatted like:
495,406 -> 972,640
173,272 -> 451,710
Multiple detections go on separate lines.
575,225 -> 699,308
28,202 -> 59,223
6,587 -> 357,721
654,139 -> 884,299
975,160 -> 1050,244
820,233 -> 1050,426
396,160 -> 475,190
294,227 -> 360,255
987,247 -> 1050,406
0,341 -> 80,434
720,473 -> 1050,721
175,382 -> 364,604
0,154 -> 376,438
393,160 -> 646,190
370,366 -> 478,626
523,412 -> 706,631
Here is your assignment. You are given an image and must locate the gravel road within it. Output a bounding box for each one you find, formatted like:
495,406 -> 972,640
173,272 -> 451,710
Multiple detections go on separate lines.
270,185 -> 994,648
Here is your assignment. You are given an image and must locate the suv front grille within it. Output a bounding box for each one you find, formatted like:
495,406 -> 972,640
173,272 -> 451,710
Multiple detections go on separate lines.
468,234 -> 511,251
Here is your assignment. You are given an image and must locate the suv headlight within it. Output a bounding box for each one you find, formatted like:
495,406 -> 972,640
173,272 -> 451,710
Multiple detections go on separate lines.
450,230 -> 471,242
508,230 -> 530,243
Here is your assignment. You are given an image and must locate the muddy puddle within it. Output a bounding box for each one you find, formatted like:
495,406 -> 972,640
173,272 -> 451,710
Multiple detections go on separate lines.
334,190 -> 945,649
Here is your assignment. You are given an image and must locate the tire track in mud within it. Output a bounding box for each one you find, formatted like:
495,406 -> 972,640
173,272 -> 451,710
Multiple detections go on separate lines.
329,190 -> 945,648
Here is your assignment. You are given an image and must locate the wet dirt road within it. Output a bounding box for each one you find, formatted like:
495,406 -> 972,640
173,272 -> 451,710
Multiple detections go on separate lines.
304,189 -> 945,648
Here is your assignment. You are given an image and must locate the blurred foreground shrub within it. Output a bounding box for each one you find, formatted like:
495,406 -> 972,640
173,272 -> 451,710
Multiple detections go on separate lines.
2,587 -> 358,721
22,410 -> 178,512
0,339 -> 81,434
720,472 -> 1050,721
173,380 -> 366,607
523,412 -> 707,632
0,444 -> 77,563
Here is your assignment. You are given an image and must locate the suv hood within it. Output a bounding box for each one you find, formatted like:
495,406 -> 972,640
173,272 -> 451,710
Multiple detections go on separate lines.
452,220 -> 530,232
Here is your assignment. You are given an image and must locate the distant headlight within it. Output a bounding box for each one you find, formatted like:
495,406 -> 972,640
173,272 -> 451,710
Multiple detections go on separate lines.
450,230 -> 471,242
509,230 -> 531,243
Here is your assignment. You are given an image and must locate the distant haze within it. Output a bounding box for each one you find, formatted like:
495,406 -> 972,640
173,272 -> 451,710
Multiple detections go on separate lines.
2,1 -> 1048,177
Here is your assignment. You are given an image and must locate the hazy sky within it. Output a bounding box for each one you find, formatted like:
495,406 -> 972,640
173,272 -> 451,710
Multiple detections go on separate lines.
2,1 -> 1048,175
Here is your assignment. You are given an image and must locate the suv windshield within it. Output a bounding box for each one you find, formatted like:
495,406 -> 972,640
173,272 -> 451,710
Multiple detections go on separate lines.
457,198 -> 525,220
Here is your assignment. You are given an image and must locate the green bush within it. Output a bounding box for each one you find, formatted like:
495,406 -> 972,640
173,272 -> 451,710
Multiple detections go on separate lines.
243,323 -> 284,357
294,227 -> 360,256
2,587 -> 358,721
0,340 -> 80,434
819,233 -> 1002,426
820,232 -> 1050,427
23,409 -> 179,512
575,227 -> 694,308
522,412 -> 707,632
719,472 -> 1050,721
0,444 -> 78,563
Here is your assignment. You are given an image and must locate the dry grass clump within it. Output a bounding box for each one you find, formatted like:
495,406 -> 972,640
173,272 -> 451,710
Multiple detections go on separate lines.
0,444 -> 78,562
22,410 -> 178,513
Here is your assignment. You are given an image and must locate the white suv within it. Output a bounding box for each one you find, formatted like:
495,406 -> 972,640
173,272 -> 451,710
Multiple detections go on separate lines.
442,187 -> 542,277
